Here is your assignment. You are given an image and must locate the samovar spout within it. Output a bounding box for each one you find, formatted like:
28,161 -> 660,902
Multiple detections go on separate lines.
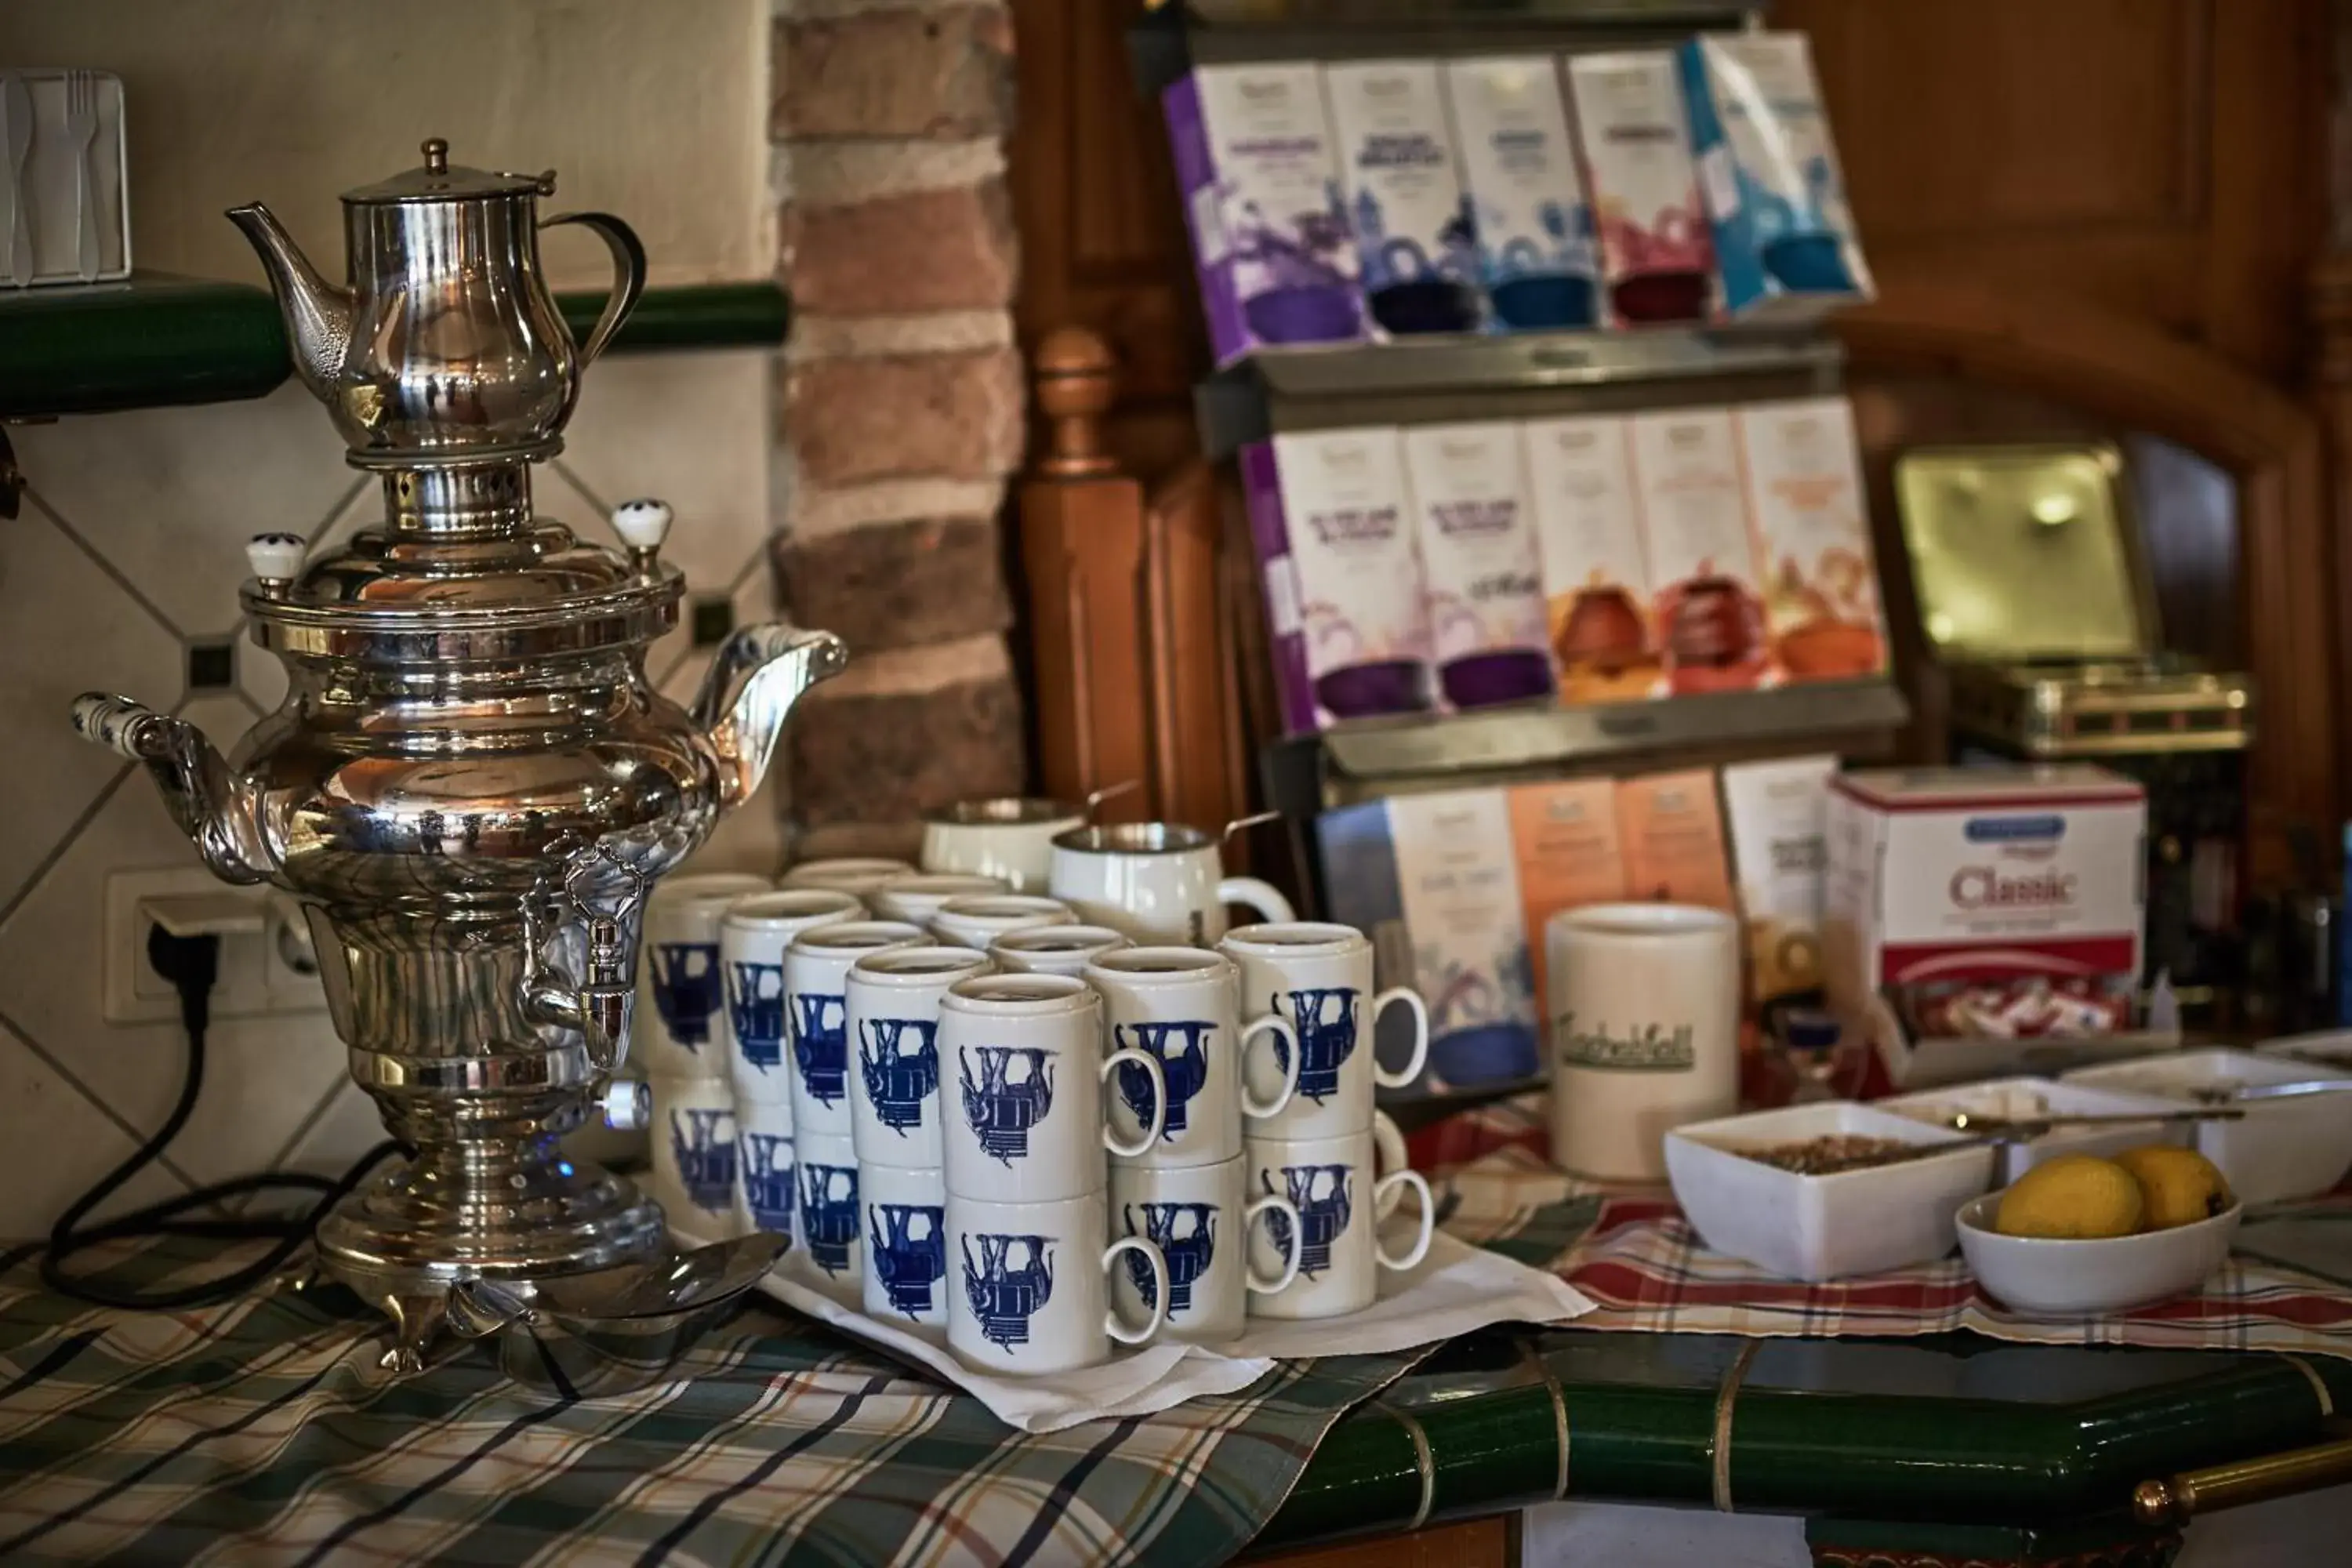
691,623 -> 849,810
69,694 -> 275,885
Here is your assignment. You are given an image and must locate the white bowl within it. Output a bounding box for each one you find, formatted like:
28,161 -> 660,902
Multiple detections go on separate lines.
1664,1101 -> 1997,1282
2256,1029 -> 2352,1069
1879,1075 -> 2192,1185
2063,1049 -> 2352,1206
1955,1192 -> 2240,1316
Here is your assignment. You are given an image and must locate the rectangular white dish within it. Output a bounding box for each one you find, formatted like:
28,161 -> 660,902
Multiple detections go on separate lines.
2063,1049 -> 2352,1206
1664,1100 -> 1996,1282
1880,1075 -> 2191,1184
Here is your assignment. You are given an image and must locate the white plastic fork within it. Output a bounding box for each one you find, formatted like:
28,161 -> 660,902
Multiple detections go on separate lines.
65,70 -> 99,282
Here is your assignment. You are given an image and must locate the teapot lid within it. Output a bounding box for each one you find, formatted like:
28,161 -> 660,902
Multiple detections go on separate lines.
341,138 -> 554,205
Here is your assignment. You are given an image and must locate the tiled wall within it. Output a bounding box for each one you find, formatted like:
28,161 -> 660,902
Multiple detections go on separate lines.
0,352 -> 786,1239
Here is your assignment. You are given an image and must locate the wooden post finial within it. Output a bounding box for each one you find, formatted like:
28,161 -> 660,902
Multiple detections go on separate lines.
1033,326 -> 1120,480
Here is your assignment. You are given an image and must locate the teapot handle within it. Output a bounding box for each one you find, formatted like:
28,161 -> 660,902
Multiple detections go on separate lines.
542,209 -> 647,368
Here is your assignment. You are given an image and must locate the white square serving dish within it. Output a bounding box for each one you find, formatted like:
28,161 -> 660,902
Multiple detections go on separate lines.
1879,1075 -> 2191,1185
1664,1101 -> 1997,1282
2063,1049 -> 2352,1206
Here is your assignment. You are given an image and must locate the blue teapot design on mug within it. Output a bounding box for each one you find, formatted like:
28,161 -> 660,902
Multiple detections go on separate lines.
869,1202 -> 947,1318
962,1232 -> 1054,1351
739,1132 -> 795,1232
1271,988 -> 1361,1105
652,942 -> 724,1052
1123,1201 -> 1215,1315
1263,1163 -> 1352,1278
1112,1021 -> 1210,1141
724,960 -> 787,1069
670,1108 -> 737,1214
858,1017 -> 940,1135
790,992 -> 850,1108
958,1045 -> 1055,1165
797,1159 -> 859,1277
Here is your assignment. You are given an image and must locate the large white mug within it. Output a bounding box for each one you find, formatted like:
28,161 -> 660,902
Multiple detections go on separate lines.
650,1075 -> 742,1240
870,873 -> 1007,927
928,894 -> 1076,951
938,973 -> 1165,1202
862,1162 -> 950,1341
986,924 -> 1131,979
1086,946 -> 1299,1170
921,797 -> 1087,894
1049,822 -> 1294,946
793,1128 -> 863,1301
845,945 -> 995,1171
720,890 -> 866,1115
781,858 -> 915,898
1221,923 -> 1429,1142
780,921 -> 928,1138
734,1096 -> 795,1240
1243,1127 -> 1433,1321
1110,1153 -> 1301,1343
946,1189 -> 1167,1374
637,873 -> 771,1080
1547,903 -> 1741,1182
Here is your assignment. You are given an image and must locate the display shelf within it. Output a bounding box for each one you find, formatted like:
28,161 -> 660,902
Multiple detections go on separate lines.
0,274 -> 792,419
1264,677 -> 1910,818
1195,325 -> 1842,458
1131,0 -> 1760,97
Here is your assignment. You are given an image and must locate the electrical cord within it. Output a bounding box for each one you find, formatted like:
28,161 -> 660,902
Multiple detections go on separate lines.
20,922 -> 406,1311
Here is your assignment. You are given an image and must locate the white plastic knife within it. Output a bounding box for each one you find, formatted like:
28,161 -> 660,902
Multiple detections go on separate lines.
1,73 -> 32,285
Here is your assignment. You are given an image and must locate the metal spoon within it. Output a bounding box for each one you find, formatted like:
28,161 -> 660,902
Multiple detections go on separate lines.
2189,1080 -> 2352,1105
1933,1107 -> 2245,1142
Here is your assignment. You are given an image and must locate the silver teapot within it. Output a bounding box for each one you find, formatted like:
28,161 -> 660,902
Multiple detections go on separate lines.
67,140 -> 835,1371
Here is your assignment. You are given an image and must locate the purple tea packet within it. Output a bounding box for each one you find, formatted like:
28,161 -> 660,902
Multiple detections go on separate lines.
1400,422 -> 1557,710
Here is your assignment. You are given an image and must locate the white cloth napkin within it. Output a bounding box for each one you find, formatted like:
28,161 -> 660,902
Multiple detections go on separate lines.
701,1223 -> 1594,1433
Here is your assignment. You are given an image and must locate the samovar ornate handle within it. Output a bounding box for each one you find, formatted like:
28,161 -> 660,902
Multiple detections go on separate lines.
521,844 -> 646,1073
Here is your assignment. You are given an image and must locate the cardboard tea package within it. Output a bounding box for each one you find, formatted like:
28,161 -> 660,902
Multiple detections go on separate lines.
1721,755 -> 1836,1004
1242,428 -> 1436,735
1680,34 -> 1873,320
1400,421 -> 1555,710
1737,396 -> 1887,683
1443,56 -> 1599,331
1628,408 -> 1773,694
1507,778 -> 1630,1017
1565,51 -> 1715,325
1522,413 -> 1661,704
1616,768 -> 1737,911
1164,64 -> 1364,366
1323,60 -> 1483,336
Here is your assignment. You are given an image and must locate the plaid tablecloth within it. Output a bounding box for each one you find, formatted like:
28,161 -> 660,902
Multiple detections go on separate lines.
0,1244 -> 1430,1568
1428,1094 -> 2352,1357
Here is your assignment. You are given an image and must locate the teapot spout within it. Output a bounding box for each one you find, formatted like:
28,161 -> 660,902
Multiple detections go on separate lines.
691,626 -> 849,810
226,201 -> 353,405
71,695 -> 274,885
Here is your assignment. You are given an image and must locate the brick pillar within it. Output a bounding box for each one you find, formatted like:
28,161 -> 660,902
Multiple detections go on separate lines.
771,0 -> 1028,862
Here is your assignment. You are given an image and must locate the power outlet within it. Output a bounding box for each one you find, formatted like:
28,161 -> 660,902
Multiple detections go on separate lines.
102,867 -> 328,1025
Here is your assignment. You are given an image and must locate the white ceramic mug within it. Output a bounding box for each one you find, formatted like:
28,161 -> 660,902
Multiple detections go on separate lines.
651,1075 -> 742,1240
870,873 -> 1007,927
845,945 -> 995,1171
1049,822 -> 1294,946
938,973 -> 1165,1203
1110,1153 -> 1301,1343
781,858 -> 915,898
1242,1127 -> 1434,1321
946,1189 -> 1168,1374
734,1096 -> 795,1240
1547,903 -> 1741,1182
928,894 -> 1076,951
986,924 -> 1131,979
921,797 -> 1087,894
1086,946 -> 1299,1170
793,1128 -> 863,1301
781,921 -> 928,1139
719,890 -> 866,1114
637,873 -> 771,1080
1221,923 -> 1429,1142
862,1162 -> 950,1340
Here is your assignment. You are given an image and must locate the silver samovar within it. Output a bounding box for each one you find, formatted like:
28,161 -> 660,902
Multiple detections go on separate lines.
67,140 -> 839,1373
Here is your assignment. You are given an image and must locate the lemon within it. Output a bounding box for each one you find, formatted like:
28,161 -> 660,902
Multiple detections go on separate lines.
1994,1155 -> 2144,1240
2112,1145 -> 2231,1230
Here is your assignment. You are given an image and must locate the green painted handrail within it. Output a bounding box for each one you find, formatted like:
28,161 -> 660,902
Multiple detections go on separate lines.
0,274 -> 789,419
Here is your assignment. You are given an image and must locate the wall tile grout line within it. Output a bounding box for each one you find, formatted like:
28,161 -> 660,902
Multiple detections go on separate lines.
0,1003 -> 197,1194
548,458 -> 615,535
25,488 -> 198,643
0,762 -> 133,930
